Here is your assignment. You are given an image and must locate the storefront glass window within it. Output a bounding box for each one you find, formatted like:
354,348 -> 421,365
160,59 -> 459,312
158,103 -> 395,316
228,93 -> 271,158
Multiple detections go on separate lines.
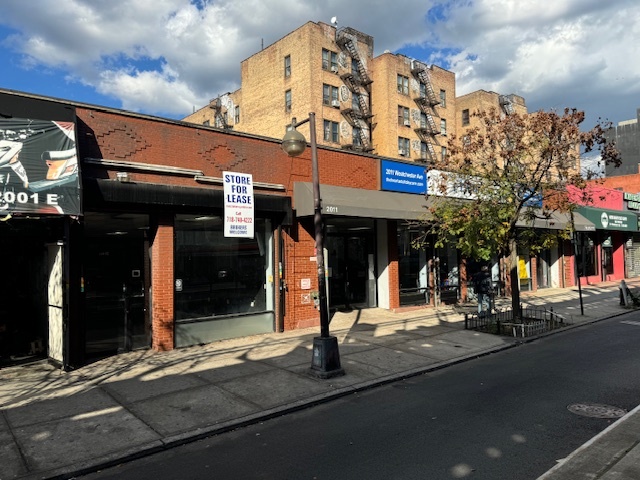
174,215 -> 273,320
397,225 -> 428,306
576,232 -> 597,277
518,252 -> 532,292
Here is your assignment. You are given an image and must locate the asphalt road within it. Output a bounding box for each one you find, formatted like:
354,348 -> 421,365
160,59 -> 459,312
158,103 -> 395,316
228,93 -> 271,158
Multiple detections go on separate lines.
82,312 -> 640,480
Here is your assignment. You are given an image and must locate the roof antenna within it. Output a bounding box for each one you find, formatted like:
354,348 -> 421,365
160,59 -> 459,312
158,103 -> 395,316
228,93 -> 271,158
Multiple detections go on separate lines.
331,16 -> 338,27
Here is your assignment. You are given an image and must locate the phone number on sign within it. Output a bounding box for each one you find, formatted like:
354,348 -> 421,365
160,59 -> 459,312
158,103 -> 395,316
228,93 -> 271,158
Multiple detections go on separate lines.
226,216 -> 253,223
0,192 -> 60,206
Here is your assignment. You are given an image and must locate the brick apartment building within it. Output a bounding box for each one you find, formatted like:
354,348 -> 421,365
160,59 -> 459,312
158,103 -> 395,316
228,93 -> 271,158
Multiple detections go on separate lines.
183,20 -> 536,307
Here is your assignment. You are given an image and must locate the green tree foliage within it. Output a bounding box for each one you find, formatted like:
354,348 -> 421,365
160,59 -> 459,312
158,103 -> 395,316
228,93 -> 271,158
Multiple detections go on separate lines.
424,107 -> 620,315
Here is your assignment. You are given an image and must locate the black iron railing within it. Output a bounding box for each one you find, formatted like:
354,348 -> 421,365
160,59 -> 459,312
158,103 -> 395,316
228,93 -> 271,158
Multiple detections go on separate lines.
465,305 -> 568,338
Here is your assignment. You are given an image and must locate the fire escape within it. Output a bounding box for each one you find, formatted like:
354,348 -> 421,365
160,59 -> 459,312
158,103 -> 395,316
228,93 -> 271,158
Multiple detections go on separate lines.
411,60 -> 439,163
499,95 -> 515,115
336,28 -> 374,152
210,97 -> 231,129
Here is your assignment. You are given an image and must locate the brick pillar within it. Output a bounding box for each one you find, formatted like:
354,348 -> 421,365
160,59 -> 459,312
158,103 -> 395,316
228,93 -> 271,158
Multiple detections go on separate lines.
151,215 -> 174,351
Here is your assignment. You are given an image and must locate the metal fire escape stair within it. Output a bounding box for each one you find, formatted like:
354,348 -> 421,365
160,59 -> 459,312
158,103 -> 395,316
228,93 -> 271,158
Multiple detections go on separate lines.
499,95 -> 515,115
336,28 -> 374,152
210,98 -> 231,129
411,60 -> 439,163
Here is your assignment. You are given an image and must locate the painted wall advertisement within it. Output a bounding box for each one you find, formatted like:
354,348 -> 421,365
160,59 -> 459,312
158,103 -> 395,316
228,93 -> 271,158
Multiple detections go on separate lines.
0,117 -> 80,215
223,171 -> 254,238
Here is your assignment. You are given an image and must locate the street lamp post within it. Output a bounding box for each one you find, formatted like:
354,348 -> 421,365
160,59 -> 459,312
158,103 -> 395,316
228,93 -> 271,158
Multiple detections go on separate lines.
281,112 -> 344,379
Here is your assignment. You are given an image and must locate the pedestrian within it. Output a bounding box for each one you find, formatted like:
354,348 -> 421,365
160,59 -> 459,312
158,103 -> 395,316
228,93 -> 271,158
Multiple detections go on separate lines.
473,265 -> 492,315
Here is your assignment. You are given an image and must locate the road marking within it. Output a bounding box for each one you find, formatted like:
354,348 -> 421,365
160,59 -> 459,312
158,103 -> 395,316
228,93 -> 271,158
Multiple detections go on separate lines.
620,320 -> 640,326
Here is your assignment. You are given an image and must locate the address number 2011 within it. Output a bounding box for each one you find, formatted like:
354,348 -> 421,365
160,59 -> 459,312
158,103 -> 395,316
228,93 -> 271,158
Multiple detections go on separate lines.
325,205 -> 338,213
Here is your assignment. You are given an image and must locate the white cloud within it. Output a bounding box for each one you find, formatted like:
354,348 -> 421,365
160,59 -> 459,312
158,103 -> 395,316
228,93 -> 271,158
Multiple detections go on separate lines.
431,0 -> 640,125
0,0 -> 638,125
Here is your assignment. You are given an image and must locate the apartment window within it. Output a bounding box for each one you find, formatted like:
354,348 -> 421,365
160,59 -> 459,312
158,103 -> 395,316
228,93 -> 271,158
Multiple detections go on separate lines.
323,84 -> 339,106
419,82 -> 427,99
441,146 -> 447,161
398,137 -> 410,156
284,55 -> 291,77
440,89 -> 446,108
203,120 -> 210,127
420,112 -> 428,129
353,127 -> 362,146
285,90 -> 292,112
234,106 -> 240,124
440,118 -> 447,136
352,94 -> 361,113
322,48 -> 338,71
420,142 -> 428,160
397,74 -> 409,95
351,59 -> 360,80
462,109 -> 470,126
323,120 -> 339,143
398,106 -> 410,126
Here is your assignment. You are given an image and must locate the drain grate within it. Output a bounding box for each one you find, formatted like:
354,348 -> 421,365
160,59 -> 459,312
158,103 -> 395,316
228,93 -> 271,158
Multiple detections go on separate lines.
567,403 -> 627,419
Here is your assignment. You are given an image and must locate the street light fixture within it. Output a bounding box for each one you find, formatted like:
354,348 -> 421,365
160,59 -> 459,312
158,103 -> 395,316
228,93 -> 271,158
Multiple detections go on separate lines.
281,112 -> 344,379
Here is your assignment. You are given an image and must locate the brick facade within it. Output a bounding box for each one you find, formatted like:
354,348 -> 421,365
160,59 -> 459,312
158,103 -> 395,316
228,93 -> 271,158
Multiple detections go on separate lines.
76,104 -> 381,348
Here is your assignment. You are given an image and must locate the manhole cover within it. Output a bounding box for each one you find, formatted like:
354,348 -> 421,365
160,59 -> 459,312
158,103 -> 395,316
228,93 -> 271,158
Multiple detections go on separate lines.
567,403 -> 627,419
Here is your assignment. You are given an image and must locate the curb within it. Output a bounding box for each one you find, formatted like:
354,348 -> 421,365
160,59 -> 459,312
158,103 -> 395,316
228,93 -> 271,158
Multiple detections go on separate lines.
18,309 -> 634,480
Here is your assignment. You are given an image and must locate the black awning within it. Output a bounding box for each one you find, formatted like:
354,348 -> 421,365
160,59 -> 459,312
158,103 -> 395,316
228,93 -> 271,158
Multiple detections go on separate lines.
83,178 -> 292,225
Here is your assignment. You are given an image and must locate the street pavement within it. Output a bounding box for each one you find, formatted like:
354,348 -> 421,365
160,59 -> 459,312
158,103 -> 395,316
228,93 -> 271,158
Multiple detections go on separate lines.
1,280 -> 639,480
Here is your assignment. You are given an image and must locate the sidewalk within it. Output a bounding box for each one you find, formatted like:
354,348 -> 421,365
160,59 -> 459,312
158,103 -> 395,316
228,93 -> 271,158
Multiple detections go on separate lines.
0,281 -> 638,480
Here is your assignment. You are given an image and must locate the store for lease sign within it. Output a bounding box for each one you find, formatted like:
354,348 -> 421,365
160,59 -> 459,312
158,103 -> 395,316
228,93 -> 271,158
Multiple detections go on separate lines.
223,171 -> 254,238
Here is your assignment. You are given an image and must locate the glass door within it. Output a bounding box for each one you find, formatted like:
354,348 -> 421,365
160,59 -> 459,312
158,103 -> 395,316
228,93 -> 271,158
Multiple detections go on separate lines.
83,213 -> 150,358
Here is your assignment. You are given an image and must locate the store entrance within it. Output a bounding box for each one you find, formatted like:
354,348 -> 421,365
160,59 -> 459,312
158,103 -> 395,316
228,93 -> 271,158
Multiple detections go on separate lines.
83,213 -> 150,358
325,218 -> 376,309
0,222 -> 53,367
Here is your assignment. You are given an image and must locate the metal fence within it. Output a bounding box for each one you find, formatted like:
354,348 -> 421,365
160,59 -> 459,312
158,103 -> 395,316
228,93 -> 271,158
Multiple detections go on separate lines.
465,305 -> 568,338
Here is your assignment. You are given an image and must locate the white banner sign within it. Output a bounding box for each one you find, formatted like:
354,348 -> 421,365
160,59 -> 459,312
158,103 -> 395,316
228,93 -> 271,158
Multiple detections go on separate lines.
223,171 -> 254,238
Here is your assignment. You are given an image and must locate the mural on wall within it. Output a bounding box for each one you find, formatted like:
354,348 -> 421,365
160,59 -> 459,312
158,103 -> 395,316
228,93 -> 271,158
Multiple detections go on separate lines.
340,121 -> 351,139
340,85 -> 350,102
0,117 -> 80,215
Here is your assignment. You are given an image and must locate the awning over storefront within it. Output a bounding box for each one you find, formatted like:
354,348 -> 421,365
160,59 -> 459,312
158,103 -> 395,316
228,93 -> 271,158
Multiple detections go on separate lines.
516,211 -> 595,231
293,182 -> 434,220
84,178 -> 293,224
577,207 -> 638,232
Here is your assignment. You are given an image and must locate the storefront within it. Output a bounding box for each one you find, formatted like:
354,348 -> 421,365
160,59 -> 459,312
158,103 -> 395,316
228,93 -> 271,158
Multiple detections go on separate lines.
575,207 -> 637,283
293,173 -> 440,310
0,92 -> 81,368
622,193 -> 640,278
82,178 -> 291,355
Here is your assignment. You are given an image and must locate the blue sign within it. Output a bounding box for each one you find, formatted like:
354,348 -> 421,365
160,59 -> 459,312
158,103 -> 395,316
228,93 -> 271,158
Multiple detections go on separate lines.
381,159 -> 426,194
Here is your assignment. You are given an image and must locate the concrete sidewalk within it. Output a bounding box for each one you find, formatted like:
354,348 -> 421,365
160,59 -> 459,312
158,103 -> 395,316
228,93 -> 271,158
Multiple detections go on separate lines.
0,281 -> 638,480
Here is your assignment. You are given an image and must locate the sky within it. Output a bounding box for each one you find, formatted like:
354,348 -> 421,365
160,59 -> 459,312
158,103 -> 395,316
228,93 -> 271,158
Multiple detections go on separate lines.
0,0 -> 638,131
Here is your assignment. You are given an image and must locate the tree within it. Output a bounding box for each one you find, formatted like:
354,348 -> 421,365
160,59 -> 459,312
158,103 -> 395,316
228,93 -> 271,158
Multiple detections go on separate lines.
424,108 -> 620,317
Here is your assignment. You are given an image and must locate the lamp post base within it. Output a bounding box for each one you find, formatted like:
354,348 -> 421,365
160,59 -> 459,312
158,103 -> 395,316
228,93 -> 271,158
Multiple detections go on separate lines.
309,336 -> 345,379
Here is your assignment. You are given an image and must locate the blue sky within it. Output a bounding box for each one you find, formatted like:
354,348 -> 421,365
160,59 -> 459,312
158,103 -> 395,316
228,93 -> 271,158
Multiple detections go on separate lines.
1,0 -> 639,130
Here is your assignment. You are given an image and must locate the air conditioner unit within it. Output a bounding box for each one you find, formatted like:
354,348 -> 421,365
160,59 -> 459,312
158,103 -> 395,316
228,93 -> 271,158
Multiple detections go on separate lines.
398,149 -> 406,156
331,100 -> 340,108
330,66 -> 339,74
404,121 -> 411,127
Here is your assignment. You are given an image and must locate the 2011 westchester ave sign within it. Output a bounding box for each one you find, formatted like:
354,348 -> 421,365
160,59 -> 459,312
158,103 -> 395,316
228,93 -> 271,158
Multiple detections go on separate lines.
380,159 -> 426,194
